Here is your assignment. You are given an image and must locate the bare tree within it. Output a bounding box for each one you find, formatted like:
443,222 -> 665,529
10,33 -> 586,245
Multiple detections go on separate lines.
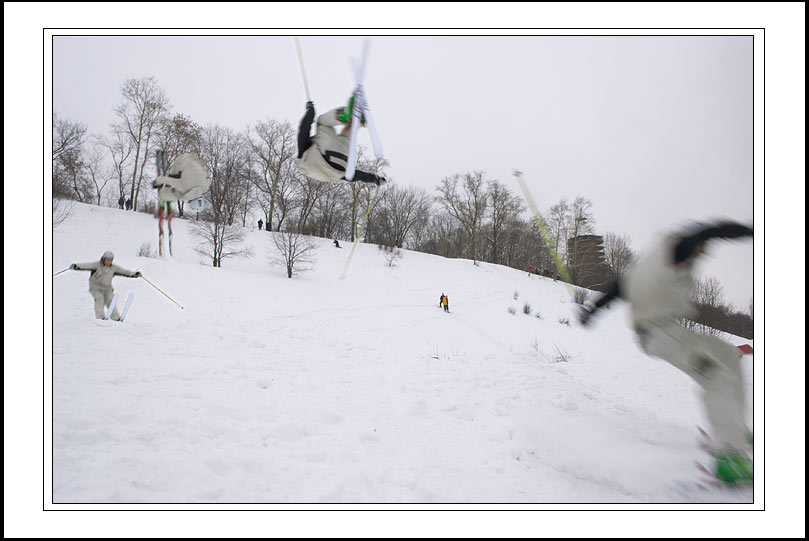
198,125 -> 250,225
374,184 -> 432,248
435,171 -> 489,264
379,244 -> 404,267
114,77 -> 171,211
99,126 -> 135,207
191,125 -> 253,267
683,276 -> 725,336
190,217 -> 253,267
83,140 -> 113,205
292,173 -> 327,234
52,198 -> 73,229
545,198 -> 570,255
52,112 -> 86,162
565,196 -> 596,284
247,119 -> 297,231
338,148 -> 390,242
270,231 -> 318,278
52,113 -> 88,200
310,181 -> 349,239
483,180 -> 524,264
603,232 -> 638,280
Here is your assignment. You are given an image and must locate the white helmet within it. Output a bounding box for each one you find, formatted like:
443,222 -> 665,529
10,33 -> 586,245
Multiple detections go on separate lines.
101,251 -> 114,260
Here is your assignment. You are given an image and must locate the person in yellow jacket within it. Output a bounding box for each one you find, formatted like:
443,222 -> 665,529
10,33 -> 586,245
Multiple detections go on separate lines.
71,251 -> 141,320
442,294 -> 449,313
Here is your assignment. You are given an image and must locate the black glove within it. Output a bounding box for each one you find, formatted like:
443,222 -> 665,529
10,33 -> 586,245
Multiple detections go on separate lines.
70,264 -> 78,270
134,271 -> 142,278
305,101 -> 314,110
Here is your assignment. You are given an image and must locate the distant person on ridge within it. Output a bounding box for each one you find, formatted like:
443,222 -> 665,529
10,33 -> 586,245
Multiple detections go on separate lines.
296,101 -> 386,186
578,220 -> 754,485
70,251 -> 141,320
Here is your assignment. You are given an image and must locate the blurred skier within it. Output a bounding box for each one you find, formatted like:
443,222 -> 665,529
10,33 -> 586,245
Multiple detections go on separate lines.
578,220 -> 754,484
70,251 -> 141,320
152,151 -> 211,256
296,101 -> 386,186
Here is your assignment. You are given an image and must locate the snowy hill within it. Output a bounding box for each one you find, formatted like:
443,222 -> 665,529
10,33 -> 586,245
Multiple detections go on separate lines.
51,202 -> 753,503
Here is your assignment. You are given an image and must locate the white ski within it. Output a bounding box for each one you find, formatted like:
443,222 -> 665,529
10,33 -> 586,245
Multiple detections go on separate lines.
104,293 -> 120,320
345,39 -> 383,181
119,292 -> 136,323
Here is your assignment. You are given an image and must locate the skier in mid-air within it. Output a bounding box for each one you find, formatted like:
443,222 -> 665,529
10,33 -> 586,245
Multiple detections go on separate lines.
296,101 -> 386,186
152,151 -> 211,256
70,251 -> 141,320
578,219 -> 754,485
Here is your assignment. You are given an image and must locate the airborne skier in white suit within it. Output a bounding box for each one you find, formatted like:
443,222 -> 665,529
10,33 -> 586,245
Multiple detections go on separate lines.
578,220 -> 754,485
296,101 -> 386,186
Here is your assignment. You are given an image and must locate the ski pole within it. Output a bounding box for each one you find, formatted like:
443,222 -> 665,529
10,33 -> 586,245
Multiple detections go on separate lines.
513,170 -> 578,299
52,267 -> 71,277
294,37 -> 312,102
339,184 -> 381,280
141,275 -> 184,310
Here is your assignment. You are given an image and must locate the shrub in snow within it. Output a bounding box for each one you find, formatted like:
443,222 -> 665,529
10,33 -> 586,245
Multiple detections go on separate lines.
551,345 -> 570,363
380,244 -> 403,267
508,306 -> 517,315
137,242 -> 155,258
574,287 -> 591,305
558,317 -> 570,326
523,303 -> 532,315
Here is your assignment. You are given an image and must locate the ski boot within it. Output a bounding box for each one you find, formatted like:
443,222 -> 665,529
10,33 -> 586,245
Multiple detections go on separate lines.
714,453 -> 753,484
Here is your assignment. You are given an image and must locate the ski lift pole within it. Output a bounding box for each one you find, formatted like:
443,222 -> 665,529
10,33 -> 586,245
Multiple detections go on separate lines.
513,170 -> 577,296
52,267 -> 71,277
141,275 -> 184,310
294,37 -> 312,102
339,184 -> 381,280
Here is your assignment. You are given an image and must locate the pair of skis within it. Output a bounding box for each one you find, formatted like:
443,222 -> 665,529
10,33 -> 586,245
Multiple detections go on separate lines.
155,149 -> 173,257
104,291 -> 136,322
344,39 -> 383,181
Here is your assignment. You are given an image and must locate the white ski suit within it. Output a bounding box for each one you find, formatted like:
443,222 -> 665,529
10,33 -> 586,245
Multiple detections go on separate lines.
73,261 -> 139,319
625,238 -> 748,453
154,153 -> 211,202
296,105 -> 384,185
297,108 -> 351,183
583,221 -> 753,454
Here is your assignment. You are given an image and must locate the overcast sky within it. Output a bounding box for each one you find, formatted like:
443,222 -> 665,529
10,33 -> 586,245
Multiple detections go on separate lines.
52,34 -> 754,308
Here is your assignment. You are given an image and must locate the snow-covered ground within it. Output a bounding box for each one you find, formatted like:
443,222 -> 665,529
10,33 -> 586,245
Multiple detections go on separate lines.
51,203 -> 753,503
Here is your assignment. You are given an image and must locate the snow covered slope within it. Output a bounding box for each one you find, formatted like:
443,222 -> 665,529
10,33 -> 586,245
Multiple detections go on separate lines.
51,203 -> 753,503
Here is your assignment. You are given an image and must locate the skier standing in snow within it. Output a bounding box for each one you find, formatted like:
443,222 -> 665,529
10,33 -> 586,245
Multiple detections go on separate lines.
443,294 -> 449,313
70,251 -> 141,320
296,101 -> 386,186
578,220 -> 754,484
